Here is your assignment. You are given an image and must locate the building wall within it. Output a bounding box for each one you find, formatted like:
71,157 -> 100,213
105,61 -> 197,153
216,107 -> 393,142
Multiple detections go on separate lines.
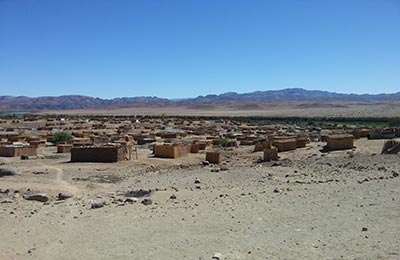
274,139 -> 297,152
296,137 -> 307,148
71,147 -> 126,162
206,152 -> 221,164
254,140 -> 272,152
0,146 -> 37,157
154,144 -> 190,159
57,144 -> 73,153
326,136 -> 354,150
263,147 -> 278,161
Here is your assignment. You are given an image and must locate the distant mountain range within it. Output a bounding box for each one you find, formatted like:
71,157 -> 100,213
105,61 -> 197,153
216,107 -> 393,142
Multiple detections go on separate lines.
1,88 -> 399,111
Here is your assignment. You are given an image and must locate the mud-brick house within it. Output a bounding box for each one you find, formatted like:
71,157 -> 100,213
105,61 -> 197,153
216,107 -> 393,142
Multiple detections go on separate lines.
72,138 -> 93,147
326,134 -> 354,151
57,144 -> 73,153
0,145 -> 37,157
239,135 -> 257,146
190,143 -> 200,153
71,145 -> 132,162
273,138 -> 297,152
206,151 -> 221,164
29,139 -> 46,148
395,128 -> 400,137
153,144 -> 191,159
351,129 -> 370,139
368,129 -> 395,139
381,140 -> 400,154
263,147 -> 278,161
7,135 -> 28,144
254,138 -> 272,152
296,136 -> 308,148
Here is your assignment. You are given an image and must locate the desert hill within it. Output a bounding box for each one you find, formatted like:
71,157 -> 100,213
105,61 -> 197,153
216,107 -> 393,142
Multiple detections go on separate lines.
1,88 -> 400,111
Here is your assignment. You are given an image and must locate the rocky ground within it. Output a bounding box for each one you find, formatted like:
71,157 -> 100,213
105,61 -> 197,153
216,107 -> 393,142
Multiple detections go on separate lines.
0,139 -> 399,260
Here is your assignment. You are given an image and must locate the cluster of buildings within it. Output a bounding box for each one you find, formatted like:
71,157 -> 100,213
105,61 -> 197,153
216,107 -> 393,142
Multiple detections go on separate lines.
0,116 -> 399,163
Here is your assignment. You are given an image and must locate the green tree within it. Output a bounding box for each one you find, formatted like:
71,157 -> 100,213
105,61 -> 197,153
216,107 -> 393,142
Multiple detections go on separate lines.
53,132 -> 73,143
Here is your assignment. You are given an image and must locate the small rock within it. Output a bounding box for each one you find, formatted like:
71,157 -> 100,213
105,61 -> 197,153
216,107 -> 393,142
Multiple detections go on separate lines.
392,171 -> 399,178
91,201 -> 105,209
24,193 -> 49,202
201,161 -> 210,166
220,167 -> 228,171
141,198 -> 152,206
212,252 -> 222,259
124,198 -> 138,204
20,155 -> 29,160
170,194 -> 177,199
125,189 -> 152,198
273,188 -> 280,193
57,193 -> 73,200
0,167 -> 19,177
32,171 -> 47,175
194,179 -> 201,184
362,227 -> 368,232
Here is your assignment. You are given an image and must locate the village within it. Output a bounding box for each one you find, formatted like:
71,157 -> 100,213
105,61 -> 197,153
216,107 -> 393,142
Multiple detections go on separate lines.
0,116 -> 399,259
1,116 -> 399,163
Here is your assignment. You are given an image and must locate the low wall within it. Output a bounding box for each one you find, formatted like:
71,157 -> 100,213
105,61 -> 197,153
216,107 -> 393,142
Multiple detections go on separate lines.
296,137 -> 307,148
57,144 -> 73,153
351,129 -> 369,139
274,139 -> 297,152
71,146 -> 127,162
0,146 -> 37,157
326,135 -> 354,151
254,140 -> 272,152
154,144 -> 190,159
206,152 -> 221,164
263,147 -> 278,161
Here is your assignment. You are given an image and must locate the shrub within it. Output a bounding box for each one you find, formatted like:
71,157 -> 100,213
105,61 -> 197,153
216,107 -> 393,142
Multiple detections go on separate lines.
53,132 -> 73,143
219,138 -> 229,147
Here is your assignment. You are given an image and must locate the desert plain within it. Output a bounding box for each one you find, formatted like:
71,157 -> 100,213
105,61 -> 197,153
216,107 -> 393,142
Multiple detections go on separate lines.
0,115 -> 399,260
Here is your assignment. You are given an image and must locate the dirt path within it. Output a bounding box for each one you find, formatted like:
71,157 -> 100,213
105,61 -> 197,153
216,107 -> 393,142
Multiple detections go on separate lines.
34,161 -> 80,194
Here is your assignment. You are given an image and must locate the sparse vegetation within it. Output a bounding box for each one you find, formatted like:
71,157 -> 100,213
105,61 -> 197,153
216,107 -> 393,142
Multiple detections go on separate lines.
218,138 -> 229,147
52,132 -> 73,143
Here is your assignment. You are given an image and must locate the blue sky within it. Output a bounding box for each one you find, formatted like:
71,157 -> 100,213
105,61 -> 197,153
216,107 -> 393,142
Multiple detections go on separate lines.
0,0 -> 399,98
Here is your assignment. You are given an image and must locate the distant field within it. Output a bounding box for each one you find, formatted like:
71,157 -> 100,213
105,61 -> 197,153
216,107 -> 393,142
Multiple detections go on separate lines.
38,101 -> 400,118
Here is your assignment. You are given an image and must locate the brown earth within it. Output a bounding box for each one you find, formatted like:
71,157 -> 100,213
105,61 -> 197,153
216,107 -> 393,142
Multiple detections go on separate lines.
0,138 -> 399,259
38,101 -> 400,118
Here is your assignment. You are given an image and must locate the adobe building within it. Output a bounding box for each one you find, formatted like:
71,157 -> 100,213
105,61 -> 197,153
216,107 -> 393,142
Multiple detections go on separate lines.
351,129 -> 370,139
72,138 -> 93,147
153,144 -> 191,159
395,128 -> 400,137
368,129 -> 395,139
29,139 -> 46,148
325,134 -> 354,151
0,145 -> 37,157
263,147 -> 278,161
273,138 -> 297,152
57,144 -> 73,153
254,138 -> 272,152
190,143 -> 200,153
296,137 -> 308,148
381,140 -> 400,154
206,151 -> 221,164
71,145 -> 132,162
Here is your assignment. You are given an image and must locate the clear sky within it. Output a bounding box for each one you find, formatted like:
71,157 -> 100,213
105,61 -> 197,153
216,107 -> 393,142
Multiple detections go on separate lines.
0,0 -> 399,99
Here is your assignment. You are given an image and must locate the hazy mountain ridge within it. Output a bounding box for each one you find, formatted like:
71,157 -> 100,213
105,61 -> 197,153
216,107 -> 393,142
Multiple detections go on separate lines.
0,88 -> 399,111
193,88 -> 400,102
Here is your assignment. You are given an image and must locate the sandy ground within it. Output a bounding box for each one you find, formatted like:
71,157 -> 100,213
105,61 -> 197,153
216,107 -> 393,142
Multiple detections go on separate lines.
39,102 -> 400,118
0,138 -> 399,260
